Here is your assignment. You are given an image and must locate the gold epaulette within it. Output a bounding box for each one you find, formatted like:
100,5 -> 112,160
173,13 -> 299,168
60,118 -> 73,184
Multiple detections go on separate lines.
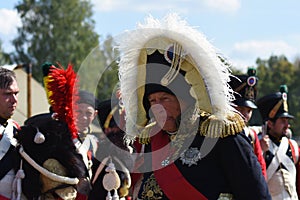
138,121 -> 157,144
199,112 -> 245,138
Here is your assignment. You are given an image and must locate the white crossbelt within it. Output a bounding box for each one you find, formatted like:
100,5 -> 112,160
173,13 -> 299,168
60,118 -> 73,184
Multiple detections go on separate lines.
0,121 -> 16,160
267,137 -> 296,182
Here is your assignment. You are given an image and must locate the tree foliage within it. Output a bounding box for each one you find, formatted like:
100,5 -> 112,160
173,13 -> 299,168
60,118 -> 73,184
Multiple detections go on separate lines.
0,40 -> 12,65
95,35 -> 120,101
12,0 -> 99,82
78,35 -> 120,102
256,55 -> 295,96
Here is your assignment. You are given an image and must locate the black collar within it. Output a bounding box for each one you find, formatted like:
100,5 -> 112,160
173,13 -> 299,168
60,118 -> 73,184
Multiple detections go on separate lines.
0,117 -> 8,127
268,133 -> 283,145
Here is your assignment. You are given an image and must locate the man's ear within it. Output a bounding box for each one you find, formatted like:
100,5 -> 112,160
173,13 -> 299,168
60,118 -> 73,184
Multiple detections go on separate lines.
93,110 -> 98,120
267,120 -> 274,129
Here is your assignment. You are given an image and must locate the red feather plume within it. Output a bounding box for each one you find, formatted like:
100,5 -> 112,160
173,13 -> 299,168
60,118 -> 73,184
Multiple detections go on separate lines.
46,63 -> 79,139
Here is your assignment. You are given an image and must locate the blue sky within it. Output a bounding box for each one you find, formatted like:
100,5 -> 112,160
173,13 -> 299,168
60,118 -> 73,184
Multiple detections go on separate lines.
1,0 -> 299,72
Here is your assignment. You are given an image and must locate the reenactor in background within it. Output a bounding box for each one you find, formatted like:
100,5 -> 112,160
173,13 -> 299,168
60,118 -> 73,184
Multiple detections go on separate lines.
76,90 -> 100,173
229,68 -> 267,179
0,67 -> 20,200
89,97 -> 132,200
257,85 -> 299,200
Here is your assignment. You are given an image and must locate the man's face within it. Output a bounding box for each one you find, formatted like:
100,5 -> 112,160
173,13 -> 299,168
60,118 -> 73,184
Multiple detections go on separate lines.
236,106 -> 253,123
148,91 -> 184,132
0,78 -> 19,119
268,117 -> 290,138
76,103 -> 98,133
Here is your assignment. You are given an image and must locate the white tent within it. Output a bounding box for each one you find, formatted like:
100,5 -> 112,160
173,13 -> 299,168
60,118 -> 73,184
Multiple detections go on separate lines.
13,68 -> 50,125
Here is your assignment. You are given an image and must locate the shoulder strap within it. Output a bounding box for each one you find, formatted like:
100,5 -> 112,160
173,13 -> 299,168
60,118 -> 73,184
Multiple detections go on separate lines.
0,146 -> 15,180
249,128 -> 256,146
244,127 -> 255,148
288,139 -> 299,164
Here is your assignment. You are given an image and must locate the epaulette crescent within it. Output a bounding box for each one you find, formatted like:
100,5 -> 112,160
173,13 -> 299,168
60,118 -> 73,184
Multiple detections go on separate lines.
199,112 -> 245,138
138,111 -> 245,144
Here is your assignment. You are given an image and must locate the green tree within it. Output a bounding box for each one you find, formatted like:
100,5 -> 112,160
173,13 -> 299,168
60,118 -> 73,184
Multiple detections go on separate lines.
78,35 -> 120,102
289,57 -> 300,137
254,55 -> 300,136
12,0 -> 99,82
256,55 -> 295,98
0,40 -> 12,65
294,57 -> 300,69
96,35 -> 120,101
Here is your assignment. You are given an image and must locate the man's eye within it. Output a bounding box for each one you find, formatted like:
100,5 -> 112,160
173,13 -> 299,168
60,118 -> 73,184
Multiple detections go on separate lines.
149,99 -> 155,104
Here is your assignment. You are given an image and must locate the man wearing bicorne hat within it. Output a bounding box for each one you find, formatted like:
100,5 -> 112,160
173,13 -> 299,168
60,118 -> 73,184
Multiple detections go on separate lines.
229,68 -> 267,179
89,97 -> 132,200
257,85 -> 299,200
117,13 -> 271,200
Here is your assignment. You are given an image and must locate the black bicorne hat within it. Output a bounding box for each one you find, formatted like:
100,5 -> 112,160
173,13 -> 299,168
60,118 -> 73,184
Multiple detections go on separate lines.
24,113 -> 53,126
142,50 -> 194,117
97,98 -> 124,131
229,68 -> 258,109
256,85 -> 294,121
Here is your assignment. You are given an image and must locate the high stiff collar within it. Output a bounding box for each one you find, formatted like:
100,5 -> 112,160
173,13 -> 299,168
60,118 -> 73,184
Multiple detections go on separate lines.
78,126 -> 91,142
268,133 -> 284,145
0,117 -> 8,127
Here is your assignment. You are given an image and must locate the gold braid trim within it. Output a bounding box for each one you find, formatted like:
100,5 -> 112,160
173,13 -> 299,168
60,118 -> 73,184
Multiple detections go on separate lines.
138,121 -> 157,144
200,112 -> 245,138
104,105 -> 118,129
234,82 -> 247,93
269,99 -> 283,119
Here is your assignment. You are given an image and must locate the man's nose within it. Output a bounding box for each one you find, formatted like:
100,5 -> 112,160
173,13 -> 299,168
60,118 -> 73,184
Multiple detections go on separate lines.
150,103 -> 165,113
11,94 -> 18,103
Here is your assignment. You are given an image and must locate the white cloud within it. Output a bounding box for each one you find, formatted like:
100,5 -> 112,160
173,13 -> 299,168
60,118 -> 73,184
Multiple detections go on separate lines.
132,3 -> 184,13
92,0 -> 128,12
230,58 -> 256,72
229,40 -> 299,72
0,8 -> 21,35
91,0 -> 240,13
233,40 -> 297,58
91,0 -> 189,14
202,0 -> 241,13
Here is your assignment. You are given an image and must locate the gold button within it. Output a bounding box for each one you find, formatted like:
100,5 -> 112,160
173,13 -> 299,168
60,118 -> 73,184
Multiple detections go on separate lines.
147,190 -> 154,197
